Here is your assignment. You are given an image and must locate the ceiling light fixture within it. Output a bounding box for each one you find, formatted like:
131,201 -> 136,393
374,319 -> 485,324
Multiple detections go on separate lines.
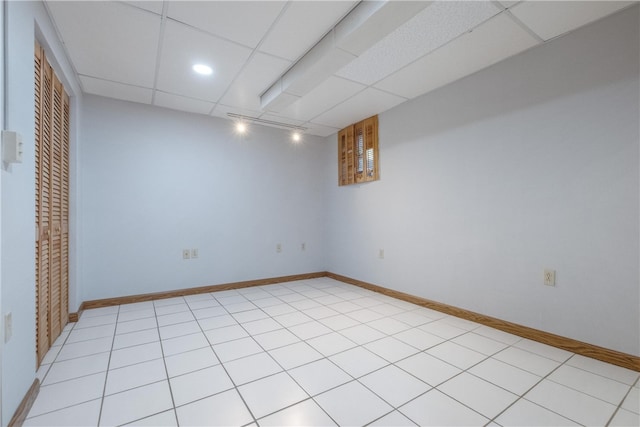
192,64 -> 213,76
235,121 -> 247,134
292,132 -> 302,143
226,113 -> 307,132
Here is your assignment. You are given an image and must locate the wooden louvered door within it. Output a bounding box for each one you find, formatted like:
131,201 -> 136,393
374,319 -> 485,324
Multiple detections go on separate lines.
35,42 -> 70,366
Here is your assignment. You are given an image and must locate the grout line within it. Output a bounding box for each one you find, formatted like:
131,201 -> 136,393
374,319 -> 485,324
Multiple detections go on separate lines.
95,305 -> 120,426
151,297 -> 180,427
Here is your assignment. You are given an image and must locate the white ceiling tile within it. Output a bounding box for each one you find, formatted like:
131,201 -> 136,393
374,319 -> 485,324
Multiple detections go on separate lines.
156,20 -> 252,102
259,1 -> 357,61
278,76 -> 366,122
257,114 -> 306,127
154,91 -> 215,115
79,76 -> 153,104
336,1 -> 501,85
167,1 -> 286,48
510,1 -> 633,41
47,1 -> 160,87
498,1 -> 521,9
211,104 -> 262,121
123,1 -> 164,15
302,123 -> 340,138
312,88 -> 406,129
375,13 -> 539,99
219,53 -> 291,112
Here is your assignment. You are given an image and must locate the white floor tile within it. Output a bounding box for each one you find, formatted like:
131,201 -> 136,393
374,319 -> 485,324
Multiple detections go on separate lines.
451,332 -> 508,356
315,381 -> 392,426
112,328 -> 159,350
548,364 -> 631,405
29,372 -> 106,418
468,357 -> 541,395
340,324 -> 386,345
329,347 -> 388,378
288,359 -> 352,396
396,352 -> 461,386
393,328 -> 444,350
566,354 -> 640,385
225,301 -> 258,313
360,365 -> 431,407
159,321 -> 202,340
241,317 -> 282,335
346,308 -> 385,323
122,409 -> 177,426
251,296 -> 283,308
75,314 -> 118,329
82,306 -> 119,318
369,303 -> 406,316
213,336 -> 263,362
115,317 -> 157,335
426,341 -> 486,370
440,316 -> 481,331
364,336 -> 420,363
41,345 -> 62,365
164,347 -> 219,378
161,332 -> 209,356
609,409 -> 640,427
169,365 -> 234,406
258,398 -> 336,426
100,380 -> 173,426
51,330 -> 71,347
269,341 -> 323,369
119,301 -> 154,312
35,363 -> 51,383
329,301 -> 362,313
253,329 -> 300,350
197,313 -> 237,331
24,398 -> 101,426
43,352 -> 110,385
186,298 -> 220,311
622,387 -> 639,413
319,314 -> 363,331
191,305 -> 227,320
204,324 -> 248,345
289,321 -> 333,340
238,372 -> 308,419
224,352 -> 283,385
399,389 -> 489,426
368,410 -> 417,426
418,319 -> 467,340
288,299 -> 322,311
514,339 -> 573,362
215,294 -> 248,305
156,311 -> 195,327
232,309 -> 269,323
66,324 -> 115,344
117,308 -> 156,323
367,317 -> 412,335
305,306 -> 340,320
493,346 -> 561,376
262,303 -> 297,317
524,379 -> 617,426
154,297 -> 186,307
473,325 -> 522,345
392,311 -> 434,327
55,337 -> 112,361
109,341 -> 163,369
274,312 -> 314,328
105,358 -> 167,395
438,372 -> 518,419
495,398 -> 579,426
307,332 -> 356,356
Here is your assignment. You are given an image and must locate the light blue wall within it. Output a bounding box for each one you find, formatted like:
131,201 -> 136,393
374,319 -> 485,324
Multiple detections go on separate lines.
1,1 -> 81,424
78,96 -> 328,302
325,6 -> 639,355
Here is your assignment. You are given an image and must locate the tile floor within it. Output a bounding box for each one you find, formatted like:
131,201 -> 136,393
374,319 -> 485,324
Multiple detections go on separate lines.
26,278 -> 639,426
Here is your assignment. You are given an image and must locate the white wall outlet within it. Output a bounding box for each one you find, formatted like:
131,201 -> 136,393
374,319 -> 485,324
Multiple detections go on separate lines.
191,248 -> 198,259
378,249 -> 384,259
2,130 -> 23,164
4,312 -> 12,343
301,243 -> 306,251
544,269 -> 556,286
182,249 -> 190,259
276,243 -> 282,253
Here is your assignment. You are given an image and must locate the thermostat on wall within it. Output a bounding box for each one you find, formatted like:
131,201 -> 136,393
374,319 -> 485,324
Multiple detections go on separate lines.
2,130 -> 23,164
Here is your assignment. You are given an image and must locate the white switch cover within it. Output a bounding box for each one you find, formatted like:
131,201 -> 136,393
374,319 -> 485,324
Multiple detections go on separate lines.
191,248 -> 198,259
2,131 -> 23,164
4,312 -> 12,343
544,269 -> 556,286
276,244 -> 282,253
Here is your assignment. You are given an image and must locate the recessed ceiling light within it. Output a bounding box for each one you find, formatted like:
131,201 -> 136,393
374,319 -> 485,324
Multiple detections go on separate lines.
235,122 -> 247,134
292,132 -> 302,143
192,64 -> 213,76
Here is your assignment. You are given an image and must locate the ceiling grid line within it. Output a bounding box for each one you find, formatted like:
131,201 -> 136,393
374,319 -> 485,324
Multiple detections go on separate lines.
150,1 -> 170,106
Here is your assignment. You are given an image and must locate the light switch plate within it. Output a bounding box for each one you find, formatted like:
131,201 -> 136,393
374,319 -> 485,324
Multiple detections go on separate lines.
2,130 -> 23,164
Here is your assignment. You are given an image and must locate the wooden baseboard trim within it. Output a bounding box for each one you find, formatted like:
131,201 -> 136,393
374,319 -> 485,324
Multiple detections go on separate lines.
326,272 -> 640,372
79,272 -> 328,312
68,312 -> 79,322
8,379 -> 40,427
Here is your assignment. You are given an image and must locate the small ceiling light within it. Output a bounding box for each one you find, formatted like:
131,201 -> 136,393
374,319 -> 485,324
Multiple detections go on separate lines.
292,132 -> 302,143
235,121 -> 247,134
192,64 -> 213,76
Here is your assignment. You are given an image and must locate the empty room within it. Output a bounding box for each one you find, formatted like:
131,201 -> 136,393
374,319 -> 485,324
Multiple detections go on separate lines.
1,0 -> 638,426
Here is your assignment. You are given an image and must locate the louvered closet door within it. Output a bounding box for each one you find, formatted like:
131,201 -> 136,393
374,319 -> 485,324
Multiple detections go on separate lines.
35,42 -> 70,365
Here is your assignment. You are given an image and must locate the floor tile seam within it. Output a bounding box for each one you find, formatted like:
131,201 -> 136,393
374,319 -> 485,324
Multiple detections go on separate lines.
152,297 -> 188,308
119,408 -> 178,427
255,395 -> 340,426
24,396 -> 103,422
151,303 -> 182,427
39,345 -> 63,368
544,374 -> 633,407
433,381 -> 512,422
65,332 -> 117,346
96,304 -> 122,427
53,349 -> 113,365
115,317 -> 158,328
364,408 -> 418,427
396,388 -> 490,426
73,322 -> 119,331
185,297 -> 261,426
40,362 -> 112,388
107,353 -> 167,373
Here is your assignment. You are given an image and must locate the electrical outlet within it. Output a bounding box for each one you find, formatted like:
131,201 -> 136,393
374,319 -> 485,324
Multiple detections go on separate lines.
4,312 -> 12,343
301,243 -> 306,251
378,249 -> 384,259
544,269 -> 556,286
276,243 -> 282,253
182,249 -> 190,260
191,248 -> 198,259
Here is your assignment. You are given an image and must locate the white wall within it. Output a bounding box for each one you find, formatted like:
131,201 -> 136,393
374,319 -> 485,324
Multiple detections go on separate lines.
325,6 -> 639,356
79,96 -> 327,302
1,1 -> 81,424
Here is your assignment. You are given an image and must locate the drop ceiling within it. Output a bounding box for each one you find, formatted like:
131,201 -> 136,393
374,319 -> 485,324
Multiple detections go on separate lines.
45,0 -> 633,137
